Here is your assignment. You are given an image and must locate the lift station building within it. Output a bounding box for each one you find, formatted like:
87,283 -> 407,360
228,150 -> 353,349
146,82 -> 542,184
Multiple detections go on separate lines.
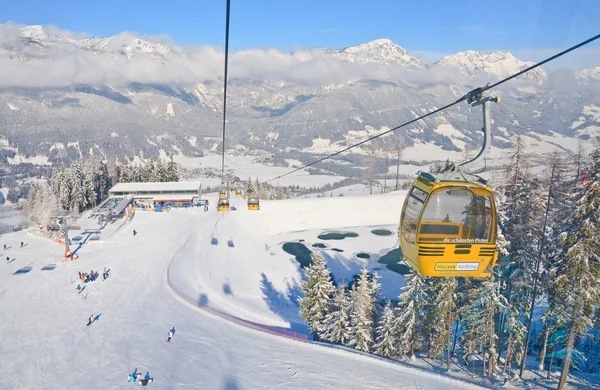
108,182 -> 202,207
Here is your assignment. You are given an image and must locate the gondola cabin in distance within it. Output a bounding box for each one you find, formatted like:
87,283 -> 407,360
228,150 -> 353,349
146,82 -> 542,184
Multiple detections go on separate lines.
247,198 -> 260,210
217,197 -> 230,211
399,90 -> 500,277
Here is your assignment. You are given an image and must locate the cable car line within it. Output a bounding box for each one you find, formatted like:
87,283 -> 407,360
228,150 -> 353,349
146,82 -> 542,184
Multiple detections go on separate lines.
220,0 -> 231,188
265,32 -> 600,184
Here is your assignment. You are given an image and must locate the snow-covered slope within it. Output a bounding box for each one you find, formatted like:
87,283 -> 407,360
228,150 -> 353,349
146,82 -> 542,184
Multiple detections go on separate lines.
330,39 -> 427,69
434,50 -> 548,83
0,193 -> 487,389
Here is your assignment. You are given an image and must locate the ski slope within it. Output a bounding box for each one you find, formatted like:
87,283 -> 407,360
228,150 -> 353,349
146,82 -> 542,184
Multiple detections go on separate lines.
0,193 -> 486,389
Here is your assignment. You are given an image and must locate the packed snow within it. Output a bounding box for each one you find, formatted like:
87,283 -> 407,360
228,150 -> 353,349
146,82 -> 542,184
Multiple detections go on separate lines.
0,192 -> 490,389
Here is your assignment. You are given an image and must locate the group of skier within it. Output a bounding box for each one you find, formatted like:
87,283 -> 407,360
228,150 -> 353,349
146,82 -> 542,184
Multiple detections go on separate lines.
3,241 -> 26,263
122,331 -> 174,385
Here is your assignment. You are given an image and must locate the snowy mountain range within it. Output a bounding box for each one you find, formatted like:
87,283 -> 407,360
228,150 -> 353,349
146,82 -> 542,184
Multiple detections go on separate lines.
0,24 -> 599,171
433,50 -> 548,83
329,38 -> 427,70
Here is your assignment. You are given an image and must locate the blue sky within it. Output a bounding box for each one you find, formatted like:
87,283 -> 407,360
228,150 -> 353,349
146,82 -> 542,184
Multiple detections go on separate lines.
2,0 -> 599,63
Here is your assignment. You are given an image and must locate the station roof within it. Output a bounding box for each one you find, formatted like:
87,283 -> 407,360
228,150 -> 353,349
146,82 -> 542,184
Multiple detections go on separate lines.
109,182 -> 201,192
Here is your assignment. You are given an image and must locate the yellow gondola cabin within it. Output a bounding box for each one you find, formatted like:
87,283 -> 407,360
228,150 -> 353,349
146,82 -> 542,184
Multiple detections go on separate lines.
247,198 -> 260,210
217,198 -> 230,211
399,173 -> 497,277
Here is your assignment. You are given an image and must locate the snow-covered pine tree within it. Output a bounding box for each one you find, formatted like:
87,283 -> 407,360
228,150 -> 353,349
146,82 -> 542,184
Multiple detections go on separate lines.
502,304 -> 526,375
97,161 -> 111,201
119,164 -> 131,183
499,137 -> 545,309
146,160 -> 158,182
318,285 -> 352,345
245,177 -> 255,197
519,149 -> 573,376
461,278 -> 507,375
553,145 -> 600,390
347,269 -> 377,352
374,302 -> 398,357
82,159 -> 97,209
394,270 -> 428,360
166,155 -> 179,182
131,165 -> 143,182
298,252 -> 335,339
154,159 -> 166,182
69,163 -> 86,212
497,137 -> 545,366
428,277 -> 457,369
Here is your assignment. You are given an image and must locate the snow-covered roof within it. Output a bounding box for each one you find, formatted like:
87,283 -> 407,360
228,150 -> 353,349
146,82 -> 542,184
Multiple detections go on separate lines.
109,182 -> 201,192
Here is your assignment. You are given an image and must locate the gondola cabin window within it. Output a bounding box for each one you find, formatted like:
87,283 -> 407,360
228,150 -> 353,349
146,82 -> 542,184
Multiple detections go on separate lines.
401,186 -> 427,244
420,187 -> 494,243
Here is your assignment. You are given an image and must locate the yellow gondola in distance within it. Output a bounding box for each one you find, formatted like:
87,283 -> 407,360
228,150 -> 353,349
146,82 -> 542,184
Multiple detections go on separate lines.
217,197 -> 230,211
219,189 -> 228,199
247,198 -> 260,210
235,190 -> 243,198
399,91 -> 500,278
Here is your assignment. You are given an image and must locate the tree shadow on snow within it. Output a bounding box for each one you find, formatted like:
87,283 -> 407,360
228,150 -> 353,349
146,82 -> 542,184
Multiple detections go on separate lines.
223,376 -> 239,390
259,273 -> 310,335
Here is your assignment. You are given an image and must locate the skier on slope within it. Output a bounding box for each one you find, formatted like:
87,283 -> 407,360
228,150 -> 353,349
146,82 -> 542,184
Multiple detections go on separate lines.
133,230 -> 137,236
166,329 -> 174,342
3,243 -> 7,250
87,315 -> 93,326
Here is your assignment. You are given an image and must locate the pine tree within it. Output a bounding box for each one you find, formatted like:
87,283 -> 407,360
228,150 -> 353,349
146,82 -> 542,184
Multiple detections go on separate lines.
429,277 -> 457,369
298,252 -> 335,339
69,163 -> 86,212
245,176 -> 255,197
98,161 -> 111,201
497,137 -> 545,367
554,145 -> 600,390
154,159 -> 166,182
500,137 -> 545,310
319,285 -> 352,345
461,278 -> 507,375
374,302 -> 397,357
166,155 -> 180,182
348,269 -> 378,352
394,270 -> 428,360
502,304 -> 526,375
119,164 -> 131,183
82,159 -> 97,209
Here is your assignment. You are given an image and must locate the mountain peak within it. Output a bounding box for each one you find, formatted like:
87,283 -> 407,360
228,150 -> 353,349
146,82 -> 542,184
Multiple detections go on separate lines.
433,50 -> 547,83
20,25 -> 49,41
330,38 -> 427,70
575,66 -> 600,82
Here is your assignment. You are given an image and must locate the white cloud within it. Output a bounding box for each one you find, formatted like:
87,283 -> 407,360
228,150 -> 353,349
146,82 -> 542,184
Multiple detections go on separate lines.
0,22 -> 597,88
